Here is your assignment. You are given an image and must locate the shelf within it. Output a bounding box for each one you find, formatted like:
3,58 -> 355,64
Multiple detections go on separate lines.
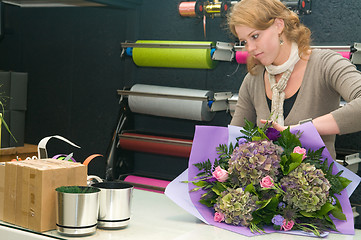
0,144 -> 38,162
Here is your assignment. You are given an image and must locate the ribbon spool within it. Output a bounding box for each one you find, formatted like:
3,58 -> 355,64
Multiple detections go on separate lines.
178,1 -> 204,17
178,0 -> 230,17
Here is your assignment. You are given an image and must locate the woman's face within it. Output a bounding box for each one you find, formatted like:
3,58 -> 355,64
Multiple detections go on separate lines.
235,19 -> 284,66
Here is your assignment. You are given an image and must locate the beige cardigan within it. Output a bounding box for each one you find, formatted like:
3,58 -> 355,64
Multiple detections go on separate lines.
230,49 -> 361,159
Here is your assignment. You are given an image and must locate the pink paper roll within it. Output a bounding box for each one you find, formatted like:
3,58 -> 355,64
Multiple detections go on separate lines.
236,51 -> 350,64
124,175 -> 170,194
338,51 -> 351,59
235,51 -> 248,64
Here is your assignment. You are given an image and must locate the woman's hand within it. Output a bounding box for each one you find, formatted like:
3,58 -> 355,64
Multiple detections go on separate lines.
260,119 -> 289,132
261,114 -> 340,136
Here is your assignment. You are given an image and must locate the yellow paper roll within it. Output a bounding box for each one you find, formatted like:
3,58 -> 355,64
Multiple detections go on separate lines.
132,40 -> 217,69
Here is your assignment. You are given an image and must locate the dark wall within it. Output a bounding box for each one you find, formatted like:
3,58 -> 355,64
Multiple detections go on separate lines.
0,0 -> 361,179
0,4 -> 137,176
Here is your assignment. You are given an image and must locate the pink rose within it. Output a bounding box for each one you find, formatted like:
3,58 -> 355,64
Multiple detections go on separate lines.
281,219 -> 294,231
293,146 -> 307,160
212,166 -> 228,182
260,175 -> 274,188
214,212 -> 225,223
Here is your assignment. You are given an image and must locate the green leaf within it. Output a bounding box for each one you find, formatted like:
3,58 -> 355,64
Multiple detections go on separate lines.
280,153 -> 303,175
0,113 -> 17,142
239,118 -> 270,141
276,127 -> 301,155
287,153 -> 303,172
330,201 -> 346,221
339,176 -> 352,189
192,181 -> 208,187
212,182 -> 227,196
299,211 -> 316,218
199,199 -> 213,207
316,202 -> 335,216
252,136 -> 262,141
324,215 -> 338,231
244,183 -> 258,196
303,147 -> 325,168
256,197 -> 278,211
280,155 -> 289,174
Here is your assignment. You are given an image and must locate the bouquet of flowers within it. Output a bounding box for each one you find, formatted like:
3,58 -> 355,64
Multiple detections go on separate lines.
165,121 -> 361,237
187,120 -> 352,236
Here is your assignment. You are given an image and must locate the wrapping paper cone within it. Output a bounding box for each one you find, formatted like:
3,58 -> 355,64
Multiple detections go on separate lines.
166,123 -> 361,237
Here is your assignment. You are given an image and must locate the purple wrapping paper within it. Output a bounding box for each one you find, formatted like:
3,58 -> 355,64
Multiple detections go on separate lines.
185,123 -> 359,236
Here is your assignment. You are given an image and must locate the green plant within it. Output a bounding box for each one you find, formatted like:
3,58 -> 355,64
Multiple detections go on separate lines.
56,186 -> 100,194
0,100 -> 17,142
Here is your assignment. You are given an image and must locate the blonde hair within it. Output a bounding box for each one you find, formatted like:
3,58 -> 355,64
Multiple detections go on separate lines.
228,0 -> 311,74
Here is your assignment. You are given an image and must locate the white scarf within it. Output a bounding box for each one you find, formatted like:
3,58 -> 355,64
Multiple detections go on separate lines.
265,42 -> 300,126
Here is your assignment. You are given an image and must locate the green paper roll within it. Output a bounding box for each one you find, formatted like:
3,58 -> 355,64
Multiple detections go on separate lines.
132,40 -> 217,69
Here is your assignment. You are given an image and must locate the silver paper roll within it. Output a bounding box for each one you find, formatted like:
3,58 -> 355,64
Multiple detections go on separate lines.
128,84 -> 215,121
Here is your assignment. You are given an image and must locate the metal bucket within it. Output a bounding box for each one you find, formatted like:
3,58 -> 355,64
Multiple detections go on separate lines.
92,182 -> 133,229
55,186 -> 100,236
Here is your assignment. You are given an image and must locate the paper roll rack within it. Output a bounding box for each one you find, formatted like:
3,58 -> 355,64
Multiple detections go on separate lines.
105,85 -> 233,181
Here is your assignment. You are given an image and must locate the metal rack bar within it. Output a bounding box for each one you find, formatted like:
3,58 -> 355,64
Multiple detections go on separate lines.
121,42 -> 213,49
117,90 -> 209,101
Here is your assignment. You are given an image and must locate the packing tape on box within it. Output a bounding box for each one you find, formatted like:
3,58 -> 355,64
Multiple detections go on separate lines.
131,40 -> 217,69
128,84 -> 215,121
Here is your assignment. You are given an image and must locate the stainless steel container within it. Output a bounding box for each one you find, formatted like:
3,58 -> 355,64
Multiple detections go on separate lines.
55,186 -> 100,236
92,182 -> 133,229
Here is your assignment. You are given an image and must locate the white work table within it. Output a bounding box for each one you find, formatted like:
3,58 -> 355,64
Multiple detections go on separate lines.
1,189 -> 361,240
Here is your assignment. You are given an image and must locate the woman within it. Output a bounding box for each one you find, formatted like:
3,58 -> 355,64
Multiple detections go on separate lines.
228,0 -> 361,159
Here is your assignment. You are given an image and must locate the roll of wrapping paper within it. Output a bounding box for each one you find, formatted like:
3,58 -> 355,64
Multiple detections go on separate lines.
123,175 -> 170,193
235,50 -> 351,64
235,51 -> 248,64
118,132 -> 192,158
128,84 -> 215,121
178,1 -> 197,17
132,40 -> 217,69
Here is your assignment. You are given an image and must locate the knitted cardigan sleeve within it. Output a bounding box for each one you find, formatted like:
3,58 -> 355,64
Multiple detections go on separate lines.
321,50 -> 361,134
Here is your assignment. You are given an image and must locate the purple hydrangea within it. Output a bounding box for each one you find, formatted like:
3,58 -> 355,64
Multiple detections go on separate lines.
205,177 -> 217,183
228,140 -> 283,186
280,163 -> 331,212
238,138 -> 247,146
271,214 -> 284,226
278,202 -> 286,209
331,197 -> 337,205
266,128 -> 281,141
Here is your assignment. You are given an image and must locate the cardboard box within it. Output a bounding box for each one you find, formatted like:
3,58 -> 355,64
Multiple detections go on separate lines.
0,162 -> 5,221
3,159 -> 87,232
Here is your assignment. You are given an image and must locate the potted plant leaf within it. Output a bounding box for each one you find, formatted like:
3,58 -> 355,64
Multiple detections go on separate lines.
0,100 -> 17,146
